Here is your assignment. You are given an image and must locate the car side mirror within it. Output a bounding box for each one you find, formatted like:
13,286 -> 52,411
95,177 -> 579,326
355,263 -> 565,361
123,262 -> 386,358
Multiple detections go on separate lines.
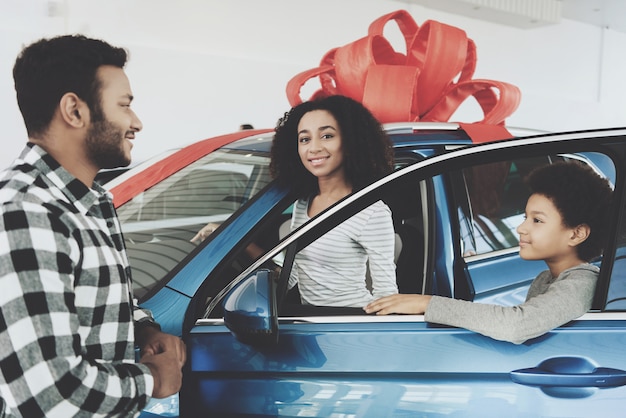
223,269 -> 279,346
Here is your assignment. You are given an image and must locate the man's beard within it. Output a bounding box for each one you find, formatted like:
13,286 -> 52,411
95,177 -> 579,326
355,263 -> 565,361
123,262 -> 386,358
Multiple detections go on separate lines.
85,117 -> 130,170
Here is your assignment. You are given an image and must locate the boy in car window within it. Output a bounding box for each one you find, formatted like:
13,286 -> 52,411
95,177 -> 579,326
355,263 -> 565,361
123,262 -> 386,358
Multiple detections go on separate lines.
365,161 -> 613,344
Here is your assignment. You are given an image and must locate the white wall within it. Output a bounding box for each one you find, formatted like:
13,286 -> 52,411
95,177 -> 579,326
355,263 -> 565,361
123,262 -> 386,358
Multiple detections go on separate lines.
1,0 -> 625,170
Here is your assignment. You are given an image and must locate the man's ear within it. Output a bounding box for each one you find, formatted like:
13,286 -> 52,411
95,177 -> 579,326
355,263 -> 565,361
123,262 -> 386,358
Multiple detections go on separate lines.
59,93 -> 87,128
570,224 -> 591,246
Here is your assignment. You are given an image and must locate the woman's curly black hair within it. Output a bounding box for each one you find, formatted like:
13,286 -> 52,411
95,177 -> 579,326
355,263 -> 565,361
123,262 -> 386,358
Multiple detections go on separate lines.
525,160 -> 613,261
270,95 -> 394,199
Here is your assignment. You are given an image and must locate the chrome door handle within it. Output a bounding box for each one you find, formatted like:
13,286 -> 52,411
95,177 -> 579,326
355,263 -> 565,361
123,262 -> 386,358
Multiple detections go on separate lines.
511,356 -> 626,388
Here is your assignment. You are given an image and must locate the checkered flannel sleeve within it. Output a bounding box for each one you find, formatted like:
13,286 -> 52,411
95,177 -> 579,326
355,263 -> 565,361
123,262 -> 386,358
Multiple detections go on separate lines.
0,199 -> 153,417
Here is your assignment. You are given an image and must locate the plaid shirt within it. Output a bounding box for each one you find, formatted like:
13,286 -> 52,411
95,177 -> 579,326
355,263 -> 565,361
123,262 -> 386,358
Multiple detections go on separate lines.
0,144 -> 154,417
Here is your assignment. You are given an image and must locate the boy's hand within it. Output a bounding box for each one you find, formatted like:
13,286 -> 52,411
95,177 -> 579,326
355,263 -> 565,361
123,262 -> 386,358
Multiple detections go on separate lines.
364,294 -> 432,315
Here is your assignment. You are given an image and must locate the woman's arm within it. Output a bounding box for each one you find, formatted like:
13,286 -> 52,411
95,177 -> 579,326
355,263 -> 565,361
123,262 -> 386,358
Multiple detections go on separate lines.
360,202 -> 398,299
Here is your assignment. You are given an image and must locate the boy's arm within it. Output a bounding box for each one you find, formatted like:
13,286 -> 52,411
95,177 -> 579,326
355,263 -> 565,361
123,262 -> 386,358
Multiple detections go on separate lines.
424,267 -> 597,344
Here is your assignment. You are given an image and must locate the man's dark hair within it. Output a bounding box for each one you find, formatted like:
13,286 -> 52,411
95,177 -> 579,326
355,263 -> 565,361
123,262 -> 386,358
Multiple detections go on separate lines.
270,95 -> 394,199
526,160 -> 613,261
13,34 -> 128,138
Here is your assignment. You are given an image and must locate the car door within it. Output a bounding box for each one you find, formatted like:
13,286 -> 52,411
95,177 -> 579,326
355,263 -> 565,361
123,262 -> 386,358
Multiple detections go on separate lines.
182,129 -> 626,418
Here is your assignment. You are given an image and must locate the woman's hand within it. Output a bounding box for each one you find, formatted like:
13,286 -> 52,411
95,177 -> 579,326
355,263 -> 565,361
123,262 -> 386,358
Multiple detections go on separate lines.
191,223 -> 219,244
364,294 -> 432,315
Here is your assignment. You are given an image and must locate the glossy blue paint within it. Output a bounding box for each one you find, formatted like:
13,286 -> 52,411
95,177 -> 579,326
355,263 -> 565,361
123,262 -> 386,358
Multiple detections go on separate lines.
190,319 -> 626,372
185,317 -> 626,417
140,287 -> 190,337
432,174 -> 455,298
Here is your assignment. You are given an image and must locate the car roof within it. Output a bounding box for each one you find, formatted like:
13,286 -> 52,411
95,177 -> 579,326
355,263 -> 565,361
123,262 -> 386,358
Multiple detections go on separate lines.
107,122 -> 540,208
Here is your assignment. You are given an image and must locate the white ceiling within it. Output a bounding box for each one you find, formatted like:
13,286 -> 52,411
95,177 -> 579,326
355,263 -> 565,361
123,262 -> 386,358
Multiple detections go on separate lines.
562,0 -> 626,33
405,0 -> 626,33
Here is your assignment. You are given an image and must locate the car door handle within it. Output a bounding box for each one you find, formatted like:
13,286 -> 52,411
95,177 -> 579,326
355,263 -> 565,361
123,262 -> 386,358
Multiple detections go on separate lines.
510,356 -> 626,388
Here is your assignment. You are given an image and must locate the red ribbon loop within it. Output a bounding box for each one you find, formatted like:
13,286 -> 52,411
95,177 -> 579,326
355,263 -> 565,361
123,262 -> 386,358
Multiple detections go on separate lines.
286,10 -> 520,127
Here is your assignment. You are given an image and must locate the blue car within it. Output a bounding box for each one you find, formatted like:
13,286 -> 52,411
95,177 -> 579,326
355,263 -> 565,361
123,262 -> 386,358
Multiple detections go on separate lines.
113,125 -> 626,417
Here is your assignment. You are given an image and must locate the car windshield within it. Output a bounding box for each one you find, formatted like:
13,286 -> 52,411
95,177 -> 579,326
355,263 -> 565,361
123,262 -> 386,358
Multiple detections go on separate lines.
117,148 -> 272,299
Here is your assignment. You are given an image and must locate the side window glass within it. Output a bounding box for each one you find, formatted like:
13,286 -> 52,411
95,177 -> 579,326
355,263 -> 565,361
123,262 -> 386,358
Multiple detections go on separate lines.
117,151 -> 271,224
116,149 -> 272,299
460,156 -> 557,256
460,153 -> 616,259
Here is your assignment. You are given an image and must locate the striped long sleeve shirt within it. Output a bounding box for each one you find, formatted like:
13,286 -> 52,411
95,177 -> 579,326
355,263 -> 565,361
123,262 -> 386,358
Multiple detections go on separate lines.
288,198 -> 398,308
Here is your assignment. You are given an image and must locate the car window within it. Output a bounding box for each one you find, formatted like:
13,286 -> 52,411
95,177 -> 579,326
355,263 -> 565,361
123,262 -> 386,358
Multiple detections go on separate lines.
458,156 -> 561,256
116,149 -> 271,299
457,154 -> 614,258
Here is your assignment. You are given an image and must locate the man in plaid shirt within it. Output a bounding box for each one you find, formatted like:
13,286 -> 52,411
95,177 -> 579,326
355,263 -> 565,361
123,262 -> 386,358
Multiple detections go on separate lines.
0,35 -> 185,417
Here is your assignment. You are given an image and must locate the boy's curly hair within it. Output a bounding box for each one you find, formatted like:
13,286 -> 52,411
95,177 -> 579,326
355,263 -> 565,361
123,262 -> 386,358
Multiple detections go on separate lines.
526,160 -> 613,261
270,95 -> 394,199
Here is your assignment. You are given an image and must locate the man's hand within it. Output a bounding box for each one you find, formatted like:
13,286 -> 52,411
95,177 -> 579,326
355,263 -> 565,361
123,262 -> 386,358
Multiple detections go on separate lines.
140,349 -> 184,398
137,326 -> 186,398
138,326 -> 186,362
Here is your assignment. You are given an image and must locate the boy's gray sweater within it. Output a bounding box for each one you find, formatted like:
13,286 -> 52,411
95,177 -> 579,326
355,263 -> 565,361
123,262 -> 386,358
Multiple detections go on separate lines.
424,264 -> 598,344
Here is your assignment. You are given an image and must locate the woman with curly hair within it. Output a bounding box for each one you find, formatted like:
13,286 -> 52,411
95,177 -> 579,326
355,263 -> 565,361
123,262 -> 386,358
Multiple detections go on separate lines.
271,95 -> 398,308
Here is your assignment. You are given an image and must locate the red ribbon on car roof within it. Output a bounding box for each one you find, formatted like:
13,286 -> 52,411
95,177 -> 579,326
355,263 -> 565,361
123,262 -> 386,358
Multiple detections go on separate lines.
286,10 -> 521,142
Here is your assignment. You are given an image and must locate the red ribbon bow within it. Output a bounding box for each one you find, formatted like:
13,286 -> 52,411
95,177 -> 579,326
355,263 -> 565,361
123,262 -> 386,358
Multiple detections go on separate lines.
286,10 -> 521,129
